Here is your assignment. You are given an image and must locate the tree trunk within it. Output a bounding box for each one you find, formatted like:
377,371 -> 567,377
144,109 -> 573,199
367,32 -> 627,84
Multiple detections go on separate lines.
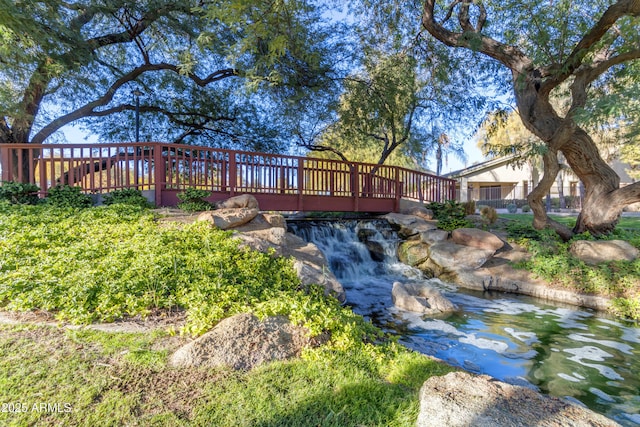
561,132 -> 628,235
514,74 -> 639,237
526,150 -> 574,241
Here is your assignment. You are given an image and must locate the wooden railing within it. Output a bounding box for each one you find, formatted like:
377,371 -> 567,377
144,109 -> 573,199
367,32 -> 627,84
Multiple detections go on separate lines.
0,142 -> 456,212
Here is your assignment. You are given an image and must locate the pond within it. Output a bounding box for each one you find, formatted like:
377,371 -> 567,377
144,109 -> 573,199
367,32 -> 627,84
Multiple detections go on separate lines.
289,220 -> 640,426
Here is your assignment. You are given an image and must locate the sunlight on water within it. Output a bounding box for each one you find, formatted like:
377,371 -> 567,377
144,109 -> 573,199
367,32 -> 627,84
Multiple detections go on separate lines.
289,220 -> 640,426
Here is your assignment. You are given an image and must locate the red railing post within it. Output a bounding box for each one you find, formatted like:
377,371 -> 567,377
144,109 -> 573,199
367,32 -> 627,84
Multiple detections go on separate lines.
394,167 -> 401,212
0,146 -> 10,181
297,159 -> 304,210
229,152 -> 237,197
153,144 -> 164,206
353,163 -> 359,212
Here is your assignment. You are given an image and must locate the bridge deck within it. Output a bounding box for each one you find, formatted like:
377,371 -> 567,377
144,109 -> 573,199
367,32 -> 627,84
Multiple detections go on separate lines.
0,142 -> 456,212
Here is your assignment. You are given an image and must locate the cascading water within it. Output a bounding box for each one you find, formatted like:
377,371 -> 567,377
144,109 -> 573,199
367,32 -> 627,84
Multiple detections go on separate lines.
288,220 -> 640,427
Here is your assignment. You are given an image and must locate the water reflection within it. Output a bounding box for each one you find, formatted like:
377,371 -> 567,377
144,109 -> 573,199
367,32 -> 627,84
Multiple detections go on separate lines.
289,220 -> 640,426
393,290 -> 640,425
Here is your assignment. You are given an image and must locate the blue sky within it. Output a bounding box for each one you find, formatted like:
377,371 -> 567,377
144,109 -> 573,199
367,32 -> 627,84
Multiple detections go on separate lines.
61,124 -> 485,175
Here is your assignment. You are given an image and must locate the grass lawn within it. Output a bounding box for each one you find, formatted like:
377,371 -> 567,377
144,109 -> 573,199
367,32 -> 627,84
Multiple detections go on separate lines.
499,213 -> 640,231
0,324 -> 452,427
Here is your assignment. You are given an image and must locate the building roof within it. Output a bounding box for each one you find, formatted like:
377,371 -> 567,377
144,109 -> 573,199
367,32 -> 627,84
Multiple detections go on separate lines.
444,154 -> 518,179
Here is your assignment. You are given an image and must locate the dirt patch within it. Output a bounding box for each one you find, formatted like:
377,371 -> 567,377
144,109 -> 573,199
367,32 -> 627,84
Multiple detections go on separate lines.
0,308 -> 187,333
110,364 -> 230,420
153,207 -> 201,227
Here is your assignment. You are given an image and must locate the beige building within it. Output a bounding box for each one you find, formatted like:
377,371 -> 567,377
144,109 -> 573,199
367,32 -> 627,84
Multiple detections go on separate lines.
446,155 -> 636,209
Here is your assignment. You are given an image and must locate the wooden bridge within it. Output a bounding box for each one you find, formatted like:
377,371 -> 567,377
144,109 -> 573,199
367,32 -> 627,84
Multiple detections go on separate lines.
0,142 -> 456,212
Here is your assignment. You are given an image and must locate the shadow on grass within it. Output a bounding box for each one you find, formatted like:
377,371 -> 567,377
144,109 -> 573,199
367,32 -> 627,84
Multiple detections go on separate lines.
192,352 -> 454,427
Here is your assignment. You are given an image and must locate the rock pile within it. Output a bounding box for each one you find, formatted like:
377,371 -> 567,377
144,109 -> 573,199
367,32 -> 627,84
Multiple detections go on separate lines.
195,194 -> 346,303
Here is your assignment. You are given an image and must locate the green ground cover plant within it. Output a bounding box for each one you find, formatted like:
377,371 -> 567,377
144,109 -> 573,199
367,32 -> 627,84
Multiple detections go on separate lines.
501,214 -> 640,320
45,185 -> 93,209
0,203 -> 374,338
0,182 -> 40,205
500,213 -> 640,232
0,203 -> 454,426
176,188 -> 213,212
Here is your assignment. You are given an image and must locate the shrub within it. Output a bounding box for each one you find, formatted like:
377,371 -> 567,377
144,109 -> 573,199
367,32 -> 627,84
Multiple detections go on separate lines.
480,205 -> 498,225
177,188 -> 213,212
46,185 -> 92,208
522,204 -> 531,213
505,221 -> 545,241
427,200 -> 471,231
103,188 -> 154,208
428,200 -> 465,221
506,203 -> 518,213
462,200 -> 476,215
0,181 -> 40,205
610,297 -> 640,321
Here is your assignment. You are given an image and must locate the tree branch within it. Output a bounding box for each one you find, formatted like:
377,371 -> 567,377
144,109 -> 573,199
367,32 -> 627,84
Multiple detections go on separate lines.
579,49 -> 640,85
556,0 -> 640,83
421,0 -> 532,72
30,63 -> 239,144
610,181 -> 640,206
299,143 -> 350,162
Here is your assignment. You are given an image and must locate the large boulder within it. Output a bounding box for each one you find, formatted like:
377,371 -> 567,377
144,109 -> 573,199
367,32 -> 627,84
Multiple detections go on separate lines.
417,372 -> 620,427
197,207 -> 259,230
357,228 -> 386,262
452,228 -> 504,251
169,313 -> 320,370
382,213 -> 438,238
399,199 -> 434,220
234,213 -> 288,245
398,241 -> 431,267
570,240 -> 639,265
392,281 -> 456,314
420,229 -> 449,245
429,241 -> 495,271
293,260 -> 346,304
215,194 -> 259,209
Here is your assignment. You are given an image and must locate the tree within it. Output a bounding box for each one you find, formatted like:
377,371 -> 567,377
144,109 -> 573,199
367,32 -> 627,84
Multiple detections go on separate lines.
0,0 -> 342,181
420,0 -> 640,238
303,44 -> 478,171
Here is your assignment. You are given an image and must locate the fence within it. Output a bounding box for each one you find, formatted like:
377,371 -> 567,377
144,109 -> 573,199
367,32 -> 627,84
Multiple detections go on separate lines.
459,183 -> 583,210
0,142 -> 456,212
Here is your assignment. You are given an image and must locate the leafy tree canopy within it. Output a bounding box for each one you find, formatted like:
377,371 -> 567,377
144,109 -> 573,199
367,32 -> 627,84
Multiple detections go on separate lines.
411,0 -> 640,237
302,2 -> 489,171
0,0 -> 344,152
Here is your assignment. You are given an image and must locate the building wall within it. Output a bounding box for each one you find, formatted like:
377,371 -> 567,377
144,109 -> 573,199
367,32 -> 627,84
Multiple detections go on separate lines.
456,161 -> 577,202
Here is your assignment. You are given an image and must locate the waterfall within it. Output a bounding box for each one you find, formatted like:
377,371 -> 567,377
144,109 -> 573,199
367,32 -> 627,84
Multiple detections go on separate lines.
288,219 -> 640,426
288,219 -> 436,325
289,220 -> 401,280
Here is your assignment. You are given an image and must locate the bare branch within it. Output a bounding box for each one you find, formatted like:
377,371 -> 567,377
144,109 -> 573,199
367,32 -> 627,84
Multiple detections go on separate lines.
442,0 -> 462,23
422,0 -> 532,72
299,143 -> 350,162
30,63 -> 239,144
458,0 -> 475,33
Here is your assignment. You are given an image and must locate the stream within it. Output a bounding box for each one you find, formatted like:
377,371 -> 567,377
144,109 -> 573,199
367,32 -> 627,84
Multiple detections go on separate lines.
288,219 -> 640,426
